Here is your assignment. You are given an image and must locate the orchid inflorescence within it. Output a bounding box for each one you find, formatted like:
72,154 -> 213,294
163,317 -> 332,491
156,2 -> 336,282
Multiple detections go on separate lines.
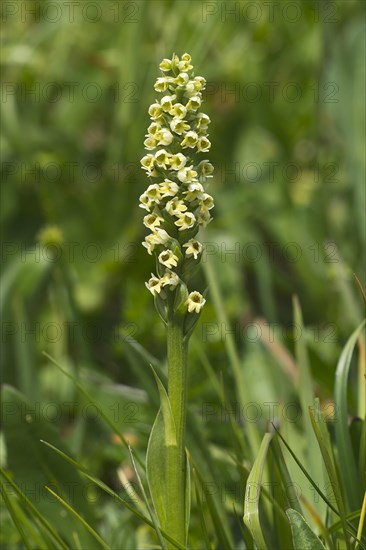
139,53 -> 214,328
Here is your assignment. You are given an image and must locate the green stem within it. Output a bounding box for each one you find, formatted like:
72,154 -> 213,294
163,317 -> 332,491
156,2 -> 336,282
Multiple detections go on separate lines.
166,317 -> 188,547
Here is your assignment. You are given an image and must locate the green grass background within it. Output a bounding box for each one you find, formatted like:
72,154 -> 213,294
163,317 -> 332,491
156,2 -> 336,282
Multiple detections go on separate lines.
1,1 -> 365,547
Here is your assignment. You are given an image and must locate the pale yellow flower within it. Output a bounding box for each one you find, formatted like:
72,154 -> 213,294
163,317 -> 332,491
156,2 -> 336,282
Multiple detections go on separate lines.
181,131 -> 199,149
183,239 -> 203,260
159,179 -> 179,197
145,274 -> 164,296
186,291 -> 206,313
166,198 -> 187,216
143,213 -> 164,230
158,249 -> 179,269
175,212 -> 196,231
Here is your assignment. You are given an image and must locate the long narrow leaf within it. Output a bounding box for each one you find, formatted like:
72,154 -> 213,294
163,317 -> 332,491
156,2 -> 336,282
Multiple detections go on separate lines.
286,508 -> 326,550
272,425 -> 362,544
334,319 -> 365,510
45,487 -> 110,549
243,433 -> 273,550
40,440 -> 187,550
42,351 -> 145,469
187,450 -> 234,550
309,402 -> 351,550
0,483 -> 33,550
128,446 -> 167,550
0,469 -> 68,550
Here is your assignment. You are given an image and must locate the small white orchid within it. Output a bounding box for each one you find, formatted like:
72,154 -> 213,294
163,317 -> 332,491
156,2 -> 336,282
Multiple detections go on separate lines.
186,291 -> 206,313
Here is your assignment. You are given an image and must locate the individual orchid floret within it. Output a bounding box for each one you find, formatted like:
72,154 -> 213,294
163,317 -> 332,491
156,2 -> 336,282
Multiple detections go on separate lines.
170,118 -> 190,136
154,77 -> 173,92
142,228 -> 170,254
166,198 -> 187,216
143,213 -> 164,230
175,212 -> 196,231
175,72 -> 189,87
186,291 -> 206,313
200,193 -> 215,210
177,166 -> 198,183
144,136 -> 158,150
197,160 -> 214,179
159,179 -> 179,197
169,103 -> 187,119
148,103 -> 163,119
160,95 -> 176,112
139,192 -> 153,212
183,239 -> 203,260
156,128 -> 174,146
145,274 -> 164,296
154,149 -> 171,169
197,136 -> 211,152
181,131 -> 199,149
162,270 -> 180,289
184,182 -> 205,202
158,249 -> 179,269
170,153 -> 187,171
146,184 -> 162,202
186,96 -> 201,111
159,58 -> 173,72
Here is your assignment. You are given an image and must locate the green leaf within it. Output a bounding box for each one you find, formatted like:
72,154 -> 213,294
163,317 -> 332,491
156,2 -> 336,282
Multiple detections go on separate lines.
40,440 -> 187,550
244,432 -> 273,550
146,366 -> 177,531
0,480 -> 34,550
191,466 -> 212,550
0,468 -> 68,550
44,486 -> 110,549
187,451 -> 233,550
334,319 -> 365,510
286,509 -> 326,550
271,435 -> 302,515
309,400 -> 351,550
127,446 -> 167,550
293,296 -> 326,519
43,351 -> 146,470
1,385 -> 96,548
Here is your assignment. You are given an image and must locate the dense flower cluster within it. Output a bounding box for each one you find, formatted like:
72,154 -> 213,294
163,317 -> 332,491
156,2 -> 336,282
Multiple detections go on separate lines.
140,53 -> 214,320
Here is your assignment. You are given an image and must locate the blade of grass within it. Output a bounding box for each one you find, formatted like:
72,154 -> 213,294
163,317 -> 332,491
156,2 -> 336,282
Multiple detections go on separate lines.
358,336 -> 366,420
328,509 -> 361,534
309,401 -> 351,550
128,446 -> 167,550
203,255 -> 261,458
272,427 -> 353,527
42,351 -> 145,470
271,435 -> 303,515
40,440 -> 187,550
360,415 -> 366,488
243,432 -> 273,550
0,483 -> 33,550
0,469 -> 68,550
293,296 -> 326,518
355,492 -> 366,550
193,342 -> 248,459
187,449 -> 234,550
334,320 -> 365,510
192,466 -> 213,550
1,490 -> 51,549
274,425 -> 365,548
45,486 -> 110,550
233,503 -> 255,550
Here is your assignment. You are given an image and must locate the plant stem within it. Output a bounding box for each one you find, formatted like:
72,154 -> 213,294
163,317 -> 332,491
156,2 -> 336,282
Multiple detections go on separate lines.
166,317 -> 188,546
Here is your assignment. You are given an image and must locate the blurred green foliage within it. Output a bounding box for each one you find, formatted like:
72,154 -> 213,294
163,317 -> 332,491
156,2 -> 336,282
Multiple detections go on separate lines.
1,0 -> 365,547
